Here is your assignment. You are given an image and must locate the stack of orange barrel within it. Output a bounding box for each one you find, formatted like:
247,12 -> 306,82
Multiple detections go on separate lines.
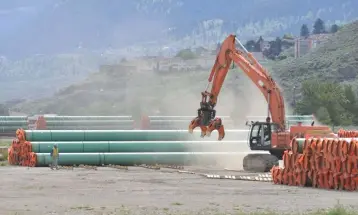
7,129 -> 37,167
271,130 -> 358,191
338,129 -> 358,138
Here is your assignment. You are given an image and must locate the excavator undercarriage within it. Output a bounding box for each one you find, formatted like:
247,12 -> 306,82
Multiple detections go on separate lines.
243,154 -> 279,172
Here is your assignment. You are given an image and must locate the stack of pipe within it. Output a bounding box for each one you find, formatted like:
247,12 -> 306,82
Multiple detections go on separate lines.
8,129 -> 247,167
33,115 -> 236,130
0,116 -> 28,136
271,137 -> 358,191
147,116 -> 235,130
337,129 -> 358,138
38,116 -> 135,130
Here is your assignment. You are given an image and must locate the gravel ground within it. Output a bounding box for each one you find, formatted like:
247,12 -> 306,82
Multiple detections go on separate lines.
0,165 -> 357,215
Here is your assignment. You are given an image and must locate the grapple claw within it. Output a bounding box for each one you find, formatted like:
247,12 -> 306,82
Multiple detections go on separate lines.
206,118 -> 225,141
189,116 -> 209,138
189,95 -> 225,140
189,117 -> 201,133
199,126 -> 207,138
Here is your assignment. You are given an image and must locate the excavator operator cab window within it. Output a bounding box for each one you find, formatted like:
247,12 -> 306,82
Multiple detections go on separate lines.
249,122 -> 272,150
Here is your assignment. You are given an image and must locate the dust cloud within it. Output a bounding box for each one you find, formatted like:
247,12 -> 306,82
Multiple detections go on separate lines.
118,55 -> 269,170
188,73 -> 268,170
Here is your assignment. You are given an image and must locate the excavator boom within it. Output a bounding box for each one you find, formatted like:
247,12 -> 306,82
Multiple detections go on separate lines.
189,34 -> 286,140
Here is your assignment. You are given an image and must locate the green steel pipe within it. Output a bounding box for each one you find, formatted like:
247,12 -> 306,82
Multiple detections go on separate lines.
0,121 -> 28,126
44,116 -> 132,121
35,152 -> 250,166
45,120 -> 134,126
24,129 -> 248,142
45,125 -> 134,130
149,119 -> 233,123
0,116 -> 27,121
292,138 -> 305,153
30,140 -> 246,153
1,126 -> 28,131
149,122 -> 235,129
148,116 -> 232,120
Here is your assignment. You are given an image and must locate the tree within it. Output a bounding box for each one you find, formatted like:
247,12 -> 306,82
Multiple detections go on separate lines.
342,85 -> 358,124
283,34 -> 294,40
0,104 -> 9,116
295,80 -> 357,126
312,18 -> 326,34
262,37 -> 283,59
300,24 -> 310,37
175,49 -> 197,60
244,40 -> 257,52
330,24 -> 339,33
255,36 -> 264,51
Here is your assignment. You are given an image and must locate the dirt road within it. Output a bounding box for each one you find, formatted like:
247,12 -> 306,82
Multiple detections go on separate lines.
0,166 -> 357,215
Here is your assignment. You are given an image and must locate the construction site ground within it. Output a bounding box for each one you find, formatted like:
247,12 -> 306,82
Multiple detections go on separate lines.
0,164 -> 357,215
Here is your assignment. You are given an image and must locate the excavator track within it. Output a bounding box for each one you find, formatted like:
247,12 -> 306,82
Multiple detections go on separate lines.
243,154 -> 279,172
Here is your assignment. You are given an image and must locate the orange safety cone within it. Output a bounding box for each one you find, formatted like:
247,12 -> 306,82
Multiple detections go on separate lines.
341,140 -> 350,157
16,129 -> 26,142
29,152 -> 37,167
321,139 -> 328,156
283,151 -> 290,169
290,154 -> 297,171
278,168 -> 284,184
328,171 -> 334,189
311,171 -> 318,188
349,174 -> 357,191
315,139 -> 323,156
319,170 -> 330,189
348,140 -> 358,156
341,158 -> 349,173
340,172 -> 353,191
294,170 -> 306,186
291,138 -> 298,154
315,155 -> 325,171
326,139 -> 333,156
331,139 -> 339,157
295,154 -> 304,171
310,138 -> 318,154
302,154 -> 311,171
287,170 -> 295,186
347,156 -> 356,174
352,175 -> 358,190
282,169 -> 289,185
309,154 -> 316,171
304,139 -> 314,155
333,172 -> 341,190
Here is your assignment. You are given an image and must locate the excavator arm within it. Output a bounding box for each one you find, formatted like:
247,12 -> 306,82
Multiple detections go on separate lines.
189,34 -> 286,140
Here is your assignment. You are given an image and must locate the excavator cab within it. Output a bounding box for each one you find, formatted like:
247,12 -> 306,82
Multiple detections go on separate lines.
247,121 -> 279,151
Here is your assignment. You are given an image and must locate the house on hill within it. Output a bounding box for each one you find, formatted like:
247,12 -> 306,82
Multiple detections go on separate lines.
294,34 -> 331,58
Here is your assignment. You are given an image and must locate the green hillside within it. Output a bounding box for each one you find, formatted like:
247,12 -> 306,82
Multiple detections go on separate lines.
272,20 -> 358,99
272,20 -> 358,126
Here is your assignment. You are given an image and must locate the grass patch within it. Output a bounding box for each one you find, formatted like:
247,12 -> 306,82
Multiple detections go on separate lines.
95,204 -> 358,215
0,161 -> 8,166
70,205 -> 94,211
0,139 -> 11,147
171,202 -> 183,206
0,148 -> 8,165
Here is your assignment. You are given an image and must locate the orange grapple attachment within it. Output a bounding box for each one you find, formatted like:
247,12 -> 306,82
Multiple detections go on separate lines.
206,118 -> 225,140
189,117 -> 208,138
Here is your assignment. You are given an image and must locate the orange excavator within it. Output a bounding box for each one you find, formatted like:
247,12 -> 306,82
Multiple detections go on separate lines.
188,34 -> 335,172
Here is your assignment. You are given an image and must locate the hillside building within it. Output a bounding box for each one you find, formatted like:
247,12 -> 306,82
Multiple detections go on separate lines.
294,34 -> 330,58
